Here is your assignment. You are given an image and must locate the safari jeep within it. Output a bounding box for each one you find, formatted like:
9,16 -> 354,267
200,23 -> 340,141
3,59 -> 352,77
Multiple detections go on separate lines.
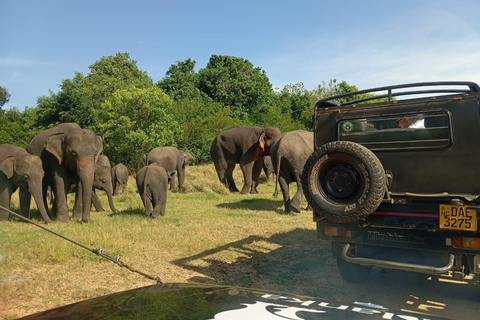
301,81 -> 480,282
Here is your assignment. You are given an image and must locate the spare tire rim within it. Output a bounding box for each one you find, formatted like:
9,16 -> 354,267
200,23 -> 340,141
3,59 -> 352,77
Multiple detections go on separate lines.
320,163 -> 361,203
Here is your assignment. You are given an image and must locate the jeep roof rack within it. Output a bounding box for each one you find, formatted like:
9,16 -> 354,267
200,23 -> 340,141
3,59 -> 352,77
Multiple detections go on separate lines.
316,81 -> 480,108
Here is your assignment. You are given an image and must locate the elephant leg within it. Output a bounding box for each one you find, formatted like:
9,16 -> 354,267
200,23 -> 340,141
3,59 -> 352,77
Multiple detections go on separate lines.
43,184 -> 52,215
0,179 -> 13,221
178,167 -> 185,191
52,170 -> 70,223
250,160 -> 263,194
290,177 -> 304,214
240,161 -> 254,194
113,181 -> 119,196
91,190 -> 104,212
19,188 -> 32,218
278,175 -> 291,214
145,191 -> 152,217
73,184 -> 83,219
225,163 -> 238,192
169,173 -> 176,191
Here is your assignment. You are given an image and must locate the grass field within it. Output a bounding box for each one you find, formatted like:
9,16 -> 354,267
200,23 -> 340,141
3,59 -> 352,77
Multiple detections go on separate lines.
0,163 -> 336,319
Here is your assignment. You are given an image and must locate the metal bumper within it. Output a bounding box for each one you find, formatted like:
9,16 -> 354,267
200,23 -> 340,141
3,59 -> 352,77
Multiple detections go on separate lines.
341,244 -> 455,274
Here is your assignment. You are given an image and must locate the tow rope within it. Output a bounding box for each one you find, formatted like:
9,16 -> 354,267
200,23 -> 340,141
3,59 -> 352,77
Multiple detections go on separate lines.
0,205 -> 162,284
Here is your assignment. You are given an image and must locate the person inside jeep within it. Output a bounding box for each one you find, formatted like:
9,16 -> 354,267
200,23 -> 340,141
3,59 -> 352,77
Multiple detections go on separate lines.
397,116 -> 424,128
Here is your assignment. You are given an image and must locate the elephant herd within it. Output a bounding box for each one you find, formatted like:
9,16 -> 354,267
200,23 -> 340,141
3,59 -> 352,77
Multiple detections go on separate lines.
0,123 -> 193,223
1,123 -> 314,224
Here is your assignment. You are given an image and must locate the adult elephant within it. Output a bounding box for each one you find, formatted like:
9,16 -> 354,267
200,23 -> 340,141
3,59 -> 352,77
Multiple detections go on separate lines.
0,144 -> 52,223
144,147 -> 194,191
270,130 -> 314,213
27,123 -> 103,223
111,163 -> 128,196
69,155 -> 117,213
210,126 -> 282,194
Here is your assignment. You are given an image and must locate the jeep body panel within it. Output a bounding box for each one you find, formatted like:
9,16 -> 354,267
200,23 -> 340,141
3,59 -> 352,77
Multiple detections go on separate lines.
306,82 -> 480,278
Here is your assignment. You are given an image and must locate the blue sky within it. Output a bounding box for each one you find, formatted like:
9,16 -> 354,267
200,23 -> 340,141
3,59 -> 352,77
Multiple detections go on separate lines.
2,0 -> 480,110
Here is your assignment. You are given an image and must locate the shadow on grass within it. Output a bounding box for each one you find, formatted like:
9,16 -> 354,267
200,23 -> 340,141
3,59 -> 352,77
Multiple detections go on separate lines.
108,209 -> 145,217
216,198 -> 284,212
173,229 -> 480,313
172,228 -> 332,297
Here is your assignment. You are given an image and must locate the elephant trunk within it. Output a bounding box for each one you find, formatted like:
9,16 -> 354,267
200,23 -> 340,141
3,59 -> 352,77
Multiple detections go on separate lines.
78,157 -> 95,222
105,182 -> 118,213
30,182 -> 52,223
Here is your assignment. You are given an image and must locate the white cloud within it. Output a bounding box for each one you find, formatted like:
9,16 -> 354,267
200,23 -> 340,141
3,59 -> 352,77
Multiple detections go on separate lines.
264,5 -> 480,91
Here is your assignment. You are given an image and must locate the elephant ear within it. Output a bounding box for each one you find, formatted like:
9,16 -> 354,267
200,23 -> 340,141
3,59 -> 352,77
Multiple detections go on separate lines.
0,156 -> 16,179
46,132 -> 66,165
182,152 -> 194,163
142,154 -> 147,166
258,132 -> 267,151
95,135 -> 104,163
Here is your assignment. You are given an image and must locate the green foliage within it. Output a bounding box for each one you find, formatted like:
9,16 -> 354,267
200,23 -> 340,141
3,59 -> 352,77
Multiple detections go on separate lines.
35,52 -> 153,129
310,79 -> 379,104
96,87 -> 181,169
157,59 -> 208,102
197,55 -> 274,119
0,86 -> 11,107
35,76 -> 82,127
278,83 -> 313,121
4,49 -> 371,165
0,107 -> 41,148
173,98 -> 241,162
249,104 -> 304,133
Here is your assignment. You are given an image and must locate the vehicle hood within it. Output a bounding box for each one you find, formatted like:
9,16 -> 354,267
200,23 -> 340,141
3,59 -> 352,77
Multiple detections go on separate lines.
17,282 -> 448,320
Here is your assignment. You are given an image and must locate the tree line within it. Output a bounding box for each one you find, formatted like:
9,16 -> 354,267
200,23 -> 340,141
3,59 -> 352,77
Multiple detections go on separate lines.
0,52 -> 368,169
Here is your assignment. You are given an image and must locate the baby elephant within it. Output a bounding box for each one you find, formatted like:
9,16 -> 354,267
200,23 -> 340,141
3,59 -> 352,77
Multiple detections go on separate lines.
136,164 -> 172,217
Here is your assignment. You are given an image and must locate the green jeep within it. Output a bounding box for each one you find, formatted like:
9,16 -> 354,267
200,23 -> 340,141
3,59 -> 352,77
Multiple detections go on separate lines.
302,81 -> 480,282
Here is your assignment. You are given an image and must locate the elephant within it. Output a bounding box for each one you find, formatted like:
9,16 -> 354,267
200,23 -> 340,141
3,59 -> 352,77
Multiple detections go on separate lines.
143,147 -> 194,191
68,155 -> 117,213
210,126 -> 282,194
0,144 -> 52,223
270,130 -> 314,213
263,155 -> 274,182
27,123 -> 103,223
111,163 -> 128,196
135,163 -> 172,217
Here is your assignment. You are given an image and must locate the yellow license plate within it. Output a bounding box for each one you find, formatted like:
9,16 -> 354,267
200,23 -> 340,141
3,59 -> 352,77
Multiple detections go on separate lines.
440,205 -> 477,231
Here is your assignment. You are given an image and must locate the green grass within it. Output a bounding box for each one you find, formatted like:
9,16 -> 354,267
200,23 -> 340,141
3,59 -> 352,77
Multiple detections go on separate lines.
0,163 -> 333,319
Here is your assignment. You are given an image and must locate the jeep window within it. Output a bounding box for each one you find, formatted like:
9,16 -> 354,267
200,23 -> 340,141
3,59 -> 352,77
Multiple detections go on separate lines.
337,112 -> 451,150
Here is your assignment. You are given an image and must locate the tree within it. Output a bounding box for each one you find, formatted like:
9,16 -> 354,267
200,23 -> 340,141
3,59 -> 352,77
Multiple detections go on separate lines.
310,79 -> 378,104
277,83 -> 313,121
197,55 -> 274,119
0,86 -> 11,108
0,107 -> 42,148
157,59 -> 207,101
96,87 -> 181,169
173,98 -> 240,162
35,52 -> 153,129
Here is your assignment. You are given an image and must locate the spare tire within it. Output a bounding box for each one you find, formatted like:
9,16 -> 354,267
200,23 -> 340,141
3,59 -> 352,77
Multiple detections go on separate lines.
301,141 -> 386,223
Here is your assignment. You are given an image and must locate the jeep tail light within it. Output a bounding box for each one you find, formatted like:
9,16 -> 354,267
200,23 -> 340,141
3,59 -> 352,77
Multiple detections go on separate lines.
324,227 -> 351,237
452,237 -> 480,249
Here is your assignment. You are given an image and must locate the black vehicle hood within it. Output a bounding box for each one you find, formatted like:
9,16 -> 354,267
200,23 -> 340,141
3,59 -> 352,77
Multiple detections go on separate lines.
17,282 -> 448,320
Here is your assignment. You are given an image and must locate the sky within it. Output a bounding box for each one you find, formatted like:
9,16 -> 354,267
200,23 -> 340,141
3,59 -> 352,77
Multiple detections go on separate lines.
2,0 -> 480,110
